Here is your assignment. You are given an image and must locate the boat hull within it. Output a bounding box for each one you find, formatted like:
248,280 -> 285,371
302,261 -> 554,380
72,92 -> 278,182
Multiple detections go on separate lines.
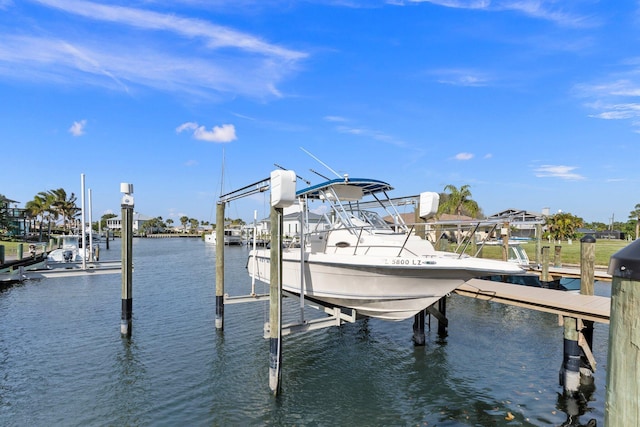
248,249 -> 521,321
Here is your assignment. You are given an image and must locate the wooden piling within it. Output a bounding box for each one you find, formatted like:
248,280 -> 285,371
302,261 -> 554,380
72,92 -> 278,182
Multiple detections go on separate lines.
269,204 -> 283,394
605,239 -> 640,425
215,202 -> 225,330
541,246 -> 550,283
560,316 -> 581,395
17,243 -> 23,260
579,235 -> 596,382
412,310 -> 425,346
120,184 -> 134,337
554,245 -> 562,268
535,223 -> 542,266
437,297 -> 447,337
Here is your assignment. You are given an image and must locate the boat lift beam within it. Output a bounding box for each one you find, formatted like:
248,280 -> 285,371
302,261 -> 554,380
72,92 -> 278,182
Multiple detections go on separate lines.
262,290 -> 357,338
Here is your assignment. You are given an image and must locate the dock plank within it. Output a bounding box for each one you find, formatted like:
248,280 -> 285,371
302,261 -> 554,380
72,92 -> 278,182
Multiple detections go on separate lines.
456,278 -> 610,324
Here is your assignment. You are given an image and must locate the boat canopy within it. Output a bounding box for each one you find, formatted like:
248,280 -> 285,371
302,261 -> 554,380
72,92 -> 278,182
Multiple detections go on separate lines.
296,178 -> 393,200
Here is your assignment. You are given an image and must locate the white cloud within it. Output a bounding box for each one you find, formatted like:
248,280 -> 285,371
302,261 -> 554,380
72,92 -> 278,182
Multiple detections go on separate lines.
0,1 -> 307,99
433,69 -> 490,87
69,119 -> 87,136
176,122 -> 237,143
406,0 -> 596,28
534,165 -> 585,180
454,152 -> 474,160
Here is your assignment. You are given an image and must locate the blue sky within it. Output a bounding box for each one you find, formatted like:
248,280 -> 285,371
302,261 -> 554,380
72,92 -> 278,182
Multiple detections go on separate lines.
1,0 -> 637,225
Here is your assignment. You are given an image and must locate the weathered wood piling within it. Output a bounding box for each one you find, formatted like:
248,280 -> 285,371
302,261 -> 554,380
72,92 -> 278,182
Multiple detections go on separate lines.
605,239 -> 640,425
120,183 -> 134,336
215,201 -> 225,330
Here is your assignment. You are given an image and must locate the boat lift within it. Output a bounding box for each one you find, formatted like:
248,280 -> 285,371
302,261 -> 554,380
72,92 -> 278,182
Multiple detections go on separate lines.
216,170 -> 359,395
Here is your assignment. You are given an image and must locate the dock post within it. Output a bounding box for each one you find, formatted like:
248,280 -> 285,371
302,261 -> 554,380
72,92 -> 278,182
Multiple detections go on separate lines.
579,235 -> 596,383
605,239 -> 640,425
269,204 -> 283,394
0,245 -> 4,265
17,243 -> 23,260
437,297 -> 447,338
560,316 -> 581,395
554,245 -> 562,267
501,222 -> 509,261
105,230 -> 110,250
120,183 -> 134,337
412,310 -> 425,346
541,246 -> 550,284
215,201 -> 225,330
535,223 -> 542,266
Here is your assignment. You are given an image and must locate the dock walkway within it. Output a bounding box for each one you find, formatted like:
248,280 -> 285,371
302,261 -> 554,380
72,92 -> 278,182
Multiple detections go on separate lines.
455,278 -> 610,324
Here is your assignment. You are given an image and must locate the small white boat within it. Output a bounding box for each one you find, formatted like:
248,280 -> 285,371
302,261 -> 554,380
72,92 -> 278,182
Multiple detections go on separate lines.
204,228 -> 244,245
247,176 -> 524,321
48,235 -> 98,262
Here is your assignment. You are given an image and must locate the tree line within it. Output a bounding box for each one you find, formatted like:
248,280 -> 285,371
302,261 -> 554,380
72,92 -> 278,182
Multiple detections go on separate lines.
2,186 -> 640,242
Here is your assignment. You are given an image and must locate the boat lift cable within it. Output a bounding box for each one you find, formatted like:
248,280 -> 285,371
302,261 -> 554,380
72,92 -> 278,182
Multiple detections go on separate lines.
309,168 -> 330,181
300,147 -> 342,179
219,177 -> 270,203
274,163 -> 311,185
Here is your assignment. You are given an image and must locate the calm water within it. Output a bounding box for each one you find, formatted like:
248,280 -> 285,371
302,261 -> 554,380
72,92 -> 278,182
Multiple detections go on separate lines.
0,238 -> 609,426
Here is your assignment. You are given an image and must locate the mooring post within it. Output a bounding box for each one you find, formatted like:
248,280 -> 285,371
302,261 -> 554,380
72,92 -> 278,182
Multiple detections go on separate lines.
412,310 -> 426,346
541,246 -> 550,284
120,183 -> 134,337
0,245 -> 4,265
267,169 -> 296,395
535,223 -> 542,266
579,235 -> 596,383
17,243 -> 23,260
605,239 -> 640,425
554,245 -> 562,268
560,316 -> 581,395
105,230 -> 110,250
501,222 -> 509,261
437,297 -> 447,337
215,201 -> 225,330
269,204 -> 283,394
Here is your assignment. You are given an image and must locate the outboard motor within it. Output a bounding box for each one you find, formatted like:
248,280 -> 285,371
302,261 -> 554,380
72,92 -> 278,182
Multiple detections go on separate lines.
63,250 -> 73,262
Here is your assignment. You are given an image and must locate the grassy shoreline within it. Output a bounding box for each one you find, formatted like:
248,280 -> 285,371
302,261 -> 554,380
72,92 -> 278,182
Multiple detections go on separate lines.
1,237 -> 631,266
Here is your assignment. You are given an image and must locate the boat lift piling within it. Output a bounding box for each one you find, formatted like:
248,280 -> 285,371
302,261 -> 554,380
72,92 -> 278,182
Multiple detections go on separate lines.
605,239 -> 640,425
269,203 -> 283,394
215,201 -> 225,330
120,183 -> 134,337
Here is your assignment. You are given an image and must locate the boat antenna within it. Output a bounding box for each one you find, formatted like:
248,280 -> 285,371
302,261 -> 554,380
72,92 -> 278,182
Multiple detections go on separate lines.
309,168 -> 330,181
219,147 -> 225,197
274,163 -> 311,185
300,147 -> 342,179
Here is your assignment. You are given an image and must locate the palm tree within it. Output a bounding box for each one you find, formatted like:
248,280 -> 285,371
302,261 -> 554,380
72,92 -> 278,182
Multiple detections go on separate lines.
629,204 -> 640,240
438,184 -> 479,218
25,195 -> 48,241
180,216 -> 189,232
545,212 -> 583,242
48,188 -> 79,232
437,184 -> 480,245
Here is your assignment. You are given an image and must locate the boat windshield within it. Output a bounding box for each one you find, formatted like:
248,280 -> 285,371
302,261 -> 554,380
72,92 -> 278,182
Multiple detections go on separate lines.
357,210 -> 392,230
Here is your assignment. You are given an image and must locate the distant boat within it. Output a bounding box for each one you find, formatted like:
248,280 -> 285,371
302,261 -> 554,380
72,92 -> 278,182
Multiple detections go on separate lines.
247,175 -> 524,321
204,228 -> 244,245
47,235 -> 99,262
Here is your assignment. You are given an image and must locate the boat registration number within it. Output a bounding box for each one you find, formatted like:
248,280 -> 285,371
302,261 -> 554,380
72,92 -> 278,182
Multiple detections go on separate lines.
386,258 -> 435,266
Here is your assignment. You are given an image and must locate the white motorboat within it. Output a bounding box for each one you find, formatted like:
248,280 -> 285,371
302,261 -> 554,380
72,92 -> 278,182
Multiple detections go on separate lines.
48,235 -> 98,262
247,176 -> 524,321
205,228 -> 244,245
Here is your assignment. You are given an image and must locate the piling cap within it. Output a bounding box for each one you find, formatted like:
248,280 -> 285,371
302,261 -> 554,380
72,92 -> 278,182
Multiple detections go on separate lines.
608,239 -> 640,280
580,234 -> 596,243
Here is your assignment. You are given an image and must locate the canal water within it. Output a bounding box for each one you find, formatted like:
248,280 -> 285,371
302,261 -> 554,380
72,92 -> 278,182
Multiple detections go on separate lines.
0,238 -> 609,426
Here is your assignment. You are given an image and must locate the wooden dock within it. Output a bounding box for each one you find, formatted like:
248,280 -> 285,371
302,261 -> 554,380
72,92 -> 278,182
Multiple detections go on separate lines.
528,265 -> 612,282
455,278 -> 610,324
